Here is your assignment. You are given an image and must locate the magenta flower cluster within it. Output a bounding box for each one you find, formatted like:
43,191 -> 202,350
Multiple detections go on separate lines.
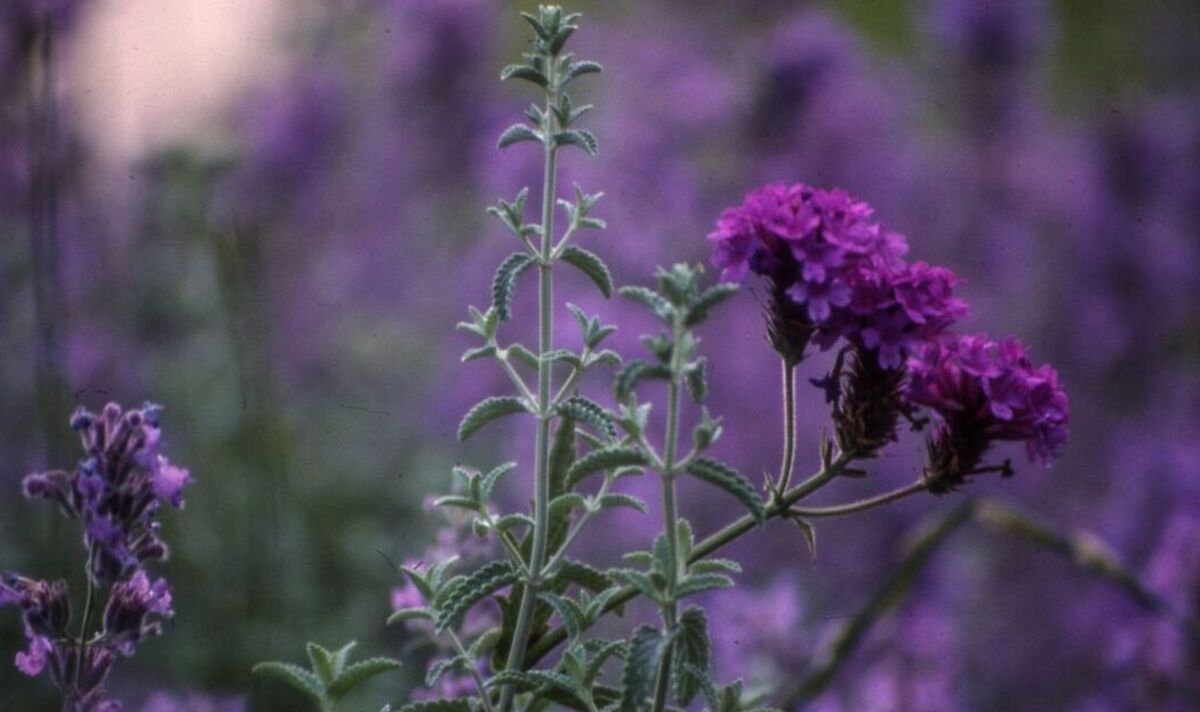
709,183 -> 966,368
709,183 -> 1067,478
2,402 -> 189,710
908,334 -> 1070,469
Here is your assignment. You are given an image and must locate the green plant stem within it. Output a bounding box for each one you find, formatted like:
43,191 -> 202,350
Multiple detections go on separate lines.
775,360 -> 797,493
650,321 -> 686,712
448,630 -> 496,712
523,447 -> 856,668
499,68 -> 559,712
787,480 -> 927,519
74,547 -> 96,698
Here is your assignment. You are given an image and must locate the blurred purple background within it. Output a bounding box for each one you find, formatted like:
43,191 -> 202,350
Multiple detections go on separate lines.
2,0 -> 1199,709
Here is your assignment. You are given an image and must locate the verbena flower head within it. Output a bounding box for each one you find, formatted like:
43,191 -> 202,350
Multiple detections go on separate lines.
23,402 -> 190,585
709,183 -> 967,367
907,333 -> 1069,490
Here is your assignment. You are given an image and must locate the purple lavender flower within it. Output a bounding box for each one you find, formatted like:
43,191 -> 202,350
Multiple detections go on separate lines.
3,403 -> 190,709
906,333 -> 1069,490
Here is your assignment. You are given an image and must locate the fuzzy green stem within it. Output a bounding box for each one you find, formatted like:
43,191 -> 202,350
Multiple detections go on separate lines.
498,64 -> 560,712
775,361 -> 797,493
650,322 -> 686,712
74,546 -> 96,699
787,480 -> 927,519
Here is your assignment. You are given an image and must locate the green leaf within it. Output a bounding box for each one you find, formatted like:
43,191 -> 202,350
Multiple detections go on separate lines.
432,495 -> 480,513
492,252 -> 537,321
685,358 -> 708,403
620,626 -> 666,712
554,129 -> 599,156
685,283 -> 740,326
539,592 -> 586,641
583,640 -> 627,686
500,64 -> 549,89
609,568 -> 662,602
792,517 -> 818,562
400,566 -> 435,602
461,344 -> 496,362
458,396 -> 530,442
487,669 -> 542,693
508,343 -> 540,370
556,396 -> 617,442
252,662 -> 324,704
558,246 -> 614,298
327,657 -> 401,700
549,492 -> 587,520
597,492 -> 649,514
424,656 -> 464,687
480,461 -> 517,503
614,360 -> 671,403
306,642 -> 337,686
550,559 -> 614,594
562,60 -> 603,85
386,607 -> 434,626
672,607 -> 711,706
675,573 -> 735,598
689,559 -> 742,575
435,560 -> 518,633
548,417 -> 577,499
497,122 -> 544,149
566,445 -> 648,486
618,285 -> 674,322
684,457 -> 766,523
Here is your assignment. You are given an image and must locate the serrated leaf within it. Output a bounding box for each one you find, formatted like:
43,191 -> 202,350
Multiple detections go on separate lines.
684,458 -> 766,523
675,573 -> 735,598
566,445 -> 648,486
252,662 -> 324,703
620,626 -> 665,712
486,669 -> 542,692
497,123 -> 544,150
685,358 -> 708,402
614,360 -> 672,403
554,129 -> 599,156
492,252 -> 537,321
597,492 -> 649,514
559,246 -> 614,298
508,343 -> 539,370
550,559 -> 614,594
619,285 -> 674,322
543,348 -> 583,367
685,283 -> 740,326
500,64 -> 549,89
556,396 -> 617,442
470,627 -> 502,658
429,557 -> 459,591
563,60 -> 603,85
540,592 -> 586,641
436,560 -> 518,633
549,492 -> 587,520
584,640 -> 627,686
480,461 -> 517,503
609,568 -> 662,601
401,567 -> 435,603
495,512 -> 534,534
458,396 -> 530,442
307,642 -> 337,686
548,416 -> 577,499
424,656 -> 464,688
689,559 -> 742,575
386,607 -> 434,626
672,607 -> 711,706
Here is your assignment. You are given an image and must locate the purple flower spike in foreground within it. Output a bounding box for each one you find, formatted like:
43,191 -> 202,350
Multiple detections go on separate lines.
907,333 -> 1069,491
2,402 -> 190,710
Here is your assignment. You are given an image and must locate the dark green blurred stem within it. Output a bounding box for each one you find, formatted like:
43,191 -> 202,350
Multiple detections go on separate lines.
523,451 -> 856,668
974,498 -> 1200,639
499,62 -> 560,712
787,501 -> 977,704
73,549 -> 95,695
775,361 -> 797,493
787,480 -> 927,519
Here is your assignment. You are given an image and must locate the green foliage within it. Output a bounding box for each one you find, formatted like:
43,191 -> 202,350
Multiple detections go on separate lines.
620,626 -> 667,712
672,607 -> 711,706
558,246 -> 613,297
458,397 -> 530,442
566,445 -> 648,485
614,360 -> 671,403
436,560 -> 519,633
555,395 -> 617,442
254,641 -> 400,711
683,458 -> 766,523
492,252 -> 537,322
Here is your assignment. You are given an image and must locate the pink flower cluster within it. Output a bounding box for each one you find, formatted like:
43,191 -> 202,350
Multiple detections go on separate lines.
709,183 -> 966,368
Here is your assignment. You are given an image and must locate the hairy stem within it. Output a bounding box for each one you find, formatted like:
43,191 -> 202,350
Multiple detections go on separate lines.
74,547 -> 96,698
787,480 -> 927,519
775,361 -> 797,493
499,67 -> 559,712
650,322 -> 686,712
